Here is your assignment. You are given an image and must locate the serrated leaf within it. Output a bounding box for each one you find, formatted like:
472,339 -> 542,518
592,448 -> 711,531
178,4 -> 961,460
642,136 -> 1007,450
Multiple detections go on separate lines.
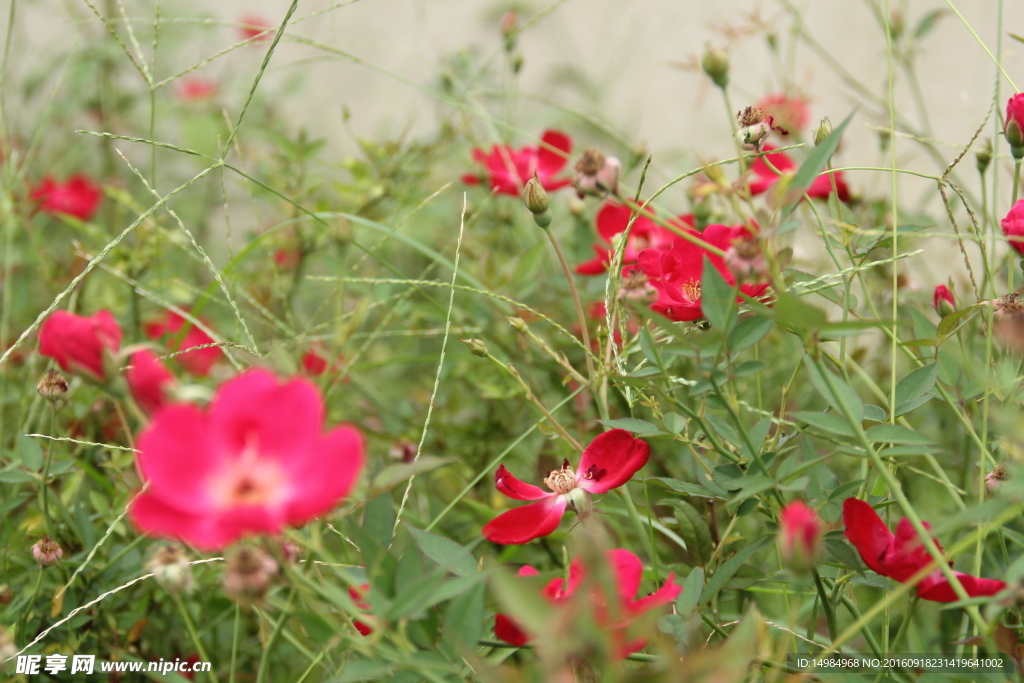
406,526 -> 477,577
663,500 -> 713,566
597,418 -> 665,436
824,537 -> 864,570
701,255 -> 737,331
18,435 -> 44,471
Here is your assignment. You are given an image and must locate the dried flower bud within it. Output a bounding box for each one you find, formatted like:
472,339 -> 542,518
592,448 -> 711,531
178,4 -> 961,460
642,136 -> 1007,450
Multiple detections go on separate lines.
725,237 -> 769,282
37,368 -> 69,400
389,440 -> 417,463
222,547 -> 279,604
986,464 -> 1008,495
617,270 -> 657,302
522,175 -> 550,214
701,45 -> 729,89
976,138 -> 993,174
573,149 -> 621,198
145,544 -> 194,594
814,117 -> 833,147
32,536 -> 63,567
994,292 -> 1024,315
736,107 -> 771,152
889,10 -> 904,39
462,338 -> 489,357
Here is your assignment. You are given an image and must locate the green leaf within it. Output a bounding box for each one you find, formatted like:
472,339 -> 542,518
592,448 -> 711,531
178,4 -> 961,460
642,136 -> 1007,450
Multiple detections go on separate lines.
937,306 -> 975,338
914,9 -> 946,38
782,109 -> 855,217
805,356 -> 863,423
893,363 -> 938,413
18,435 -> 44,471
791,411 -> 856,437
863,404 -> 887,422
701,255 -> 737,332
824,536 -> 864,571
442,581 -> 485,651
700,535 -> 773,604
676,568 -> 705,616
773,292 -> 827,330
864,424 -> 932,445
654,477 -> 721,499
371,456 -> 456,493
363,494 -> 395,550
597,418 -> 665,437
727,315 -> 774,351
704,413 -> 740,445
406,526 -> 477,577
663,500 -> 713,567
662,412 -> 687,435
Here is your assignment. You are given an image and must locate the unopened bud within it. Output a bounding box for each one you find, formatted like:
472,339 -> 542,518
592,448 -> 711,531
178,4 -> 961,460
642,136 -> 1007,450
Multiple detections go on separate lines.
462,338 -> 489,357
889,10 -> 904,39
508,317 -> 529,333
701,45 -> 729,89
222,547 -> 278,604
933,285 -> 956,316
778,501 -> 823,576
32,536 -> 63,567
986,464 -> 1008,495
523,175 -> 549,214
37,368 -> 69,400
976,138 -> 993,174
814,117 -> 833,147
145,544 -> 194,594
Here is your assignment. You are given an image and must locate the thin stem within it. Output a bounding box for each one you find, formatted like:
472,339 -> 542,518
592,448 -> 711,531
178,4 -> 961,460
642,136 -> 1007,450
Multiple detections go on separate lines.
255,588 -> 297,683
1013,159 -> 1021,205
544,228 -> 596,392
173,593 -> 220,683
229,605 -> 240,683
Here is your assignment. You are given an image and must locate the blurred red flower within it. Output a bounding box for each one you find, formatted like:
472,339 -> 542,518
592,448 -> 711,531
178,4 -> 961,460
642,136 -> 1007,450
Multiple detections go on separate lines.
1001,200 -> 1024,256
779,501 -> 822,574
31,175 -> 103,221
176,77 -> 216,102
756,93 -> 810,133
126,350 -> 175,414
145,311 -> 222,377
301,342 -> 342,377
349,584 -> 373,636
38,310 -> 122,380
748,145 -> 849,201
462,130 -> 572,196
577,200 -> 692,275
130,369 -> 365,550
238,15 -> 274,41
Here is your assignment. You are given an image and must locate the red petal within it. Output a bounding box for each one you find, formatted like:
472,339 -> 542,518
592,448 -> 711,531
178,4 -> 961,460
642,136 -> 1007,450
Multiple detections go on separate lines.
494,613 -> 531,646
917,571 -> 1006,603
575,429 -> 650,494
495,464 -> 553,501
482,496 -> 568,545
628,573 -> 682,616
461,173 -> 480,186
595,201 -> 633,241
842,498 -> 894,576
536,130 -> 572,178
607,549 -> 643,603
136,404 -> 219,511
284,425 -> 365,525
576,250 -> 612,275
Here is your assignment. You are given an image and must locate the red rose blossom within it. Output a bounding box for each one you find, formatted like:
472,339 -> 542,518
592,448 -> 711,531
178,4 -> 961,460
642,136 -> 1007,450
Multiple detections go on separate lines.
38,310 -> 122,380
842,498 -> 1005,603
779,501 -> 822,574
576,201 -> 693,276
748,145 -> 849,202
30,175 -> 103,221
462,130 -> 572,196
494,549 -> 681,657
126,350 -> 175,414
1004,94 -> 1024,148
933,285 -> 955,313
755,93 -> 810,133
1001,200 -> 1024,256
482,430 -> 649,545
144,311 -> 222,377
176,77 -> 216,102
129,369 -> 365,550
633,225 -> 770,322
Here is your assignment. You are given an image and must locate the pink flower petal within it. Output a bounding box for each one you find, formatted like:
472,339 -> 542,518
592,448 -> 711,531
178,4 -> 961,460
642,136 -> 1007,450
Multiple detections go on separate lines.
608,548 -> 643,603
575,429 -> 650,494
130,492 -> 237,551
136,404 -> 219,511
284,425 -> 365,525
536,129 -> 572,178
495,464 -> 554,501
482,496 -> 568,545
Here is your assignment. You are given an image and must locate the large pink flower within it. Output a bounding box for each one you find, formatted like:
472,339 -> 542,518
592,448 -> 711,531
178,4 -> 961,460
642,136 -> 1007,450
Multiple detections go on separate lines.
843,499 -> 1005,603
633,225 -> 770,322
31,175 -> 103,221
462,130 -> 572,196
130,369 -> 365,550
482,430 -> 649,545
748,145 -> 849,202
38,310 -> 122,380
144,311 -> 222,377
576,200 -> 693,275
494,549 -> 681,657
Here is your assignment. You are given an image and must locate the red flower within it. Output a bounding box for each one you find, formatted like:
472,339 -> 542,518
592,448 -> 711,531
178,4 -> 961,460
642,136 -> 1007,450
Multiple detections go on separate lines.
129,369 -> 365,550
842,498 -> 1005,603
144,311 -> 222,377
482,430 -> 649,545
1001,200 -> 1024,256
274,247 -> 301,269
30,175 -> 103,221
126,351 -> 175,414
933,285 -> 955,313
633,226 -> 770,322
748,145 -> 849,202
301,342 -> 341,377
176,77 -> 216,102
38,310 -> 122,380
238,15 -> 274,41
349,584 -> 373,636
1004,94 -> 1024,148
462,130 -> 572,196
779,501 -> 822,574
494,549 -> 681,657
576,201 -> 693,275
756,93 -> 810,133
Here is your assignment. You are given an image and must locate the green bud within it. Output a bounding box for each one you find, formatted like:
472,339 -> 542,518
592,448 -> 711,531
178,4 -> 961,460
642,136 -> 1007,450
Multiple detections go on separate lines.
814,117 -> 832,147
532,210 -> 552,229
1006,119 -> 1024,150
507,317 -> 528,333
462,338 -> 489,357
701,45 -> 729,89
976,138 -> 993,174
522,175 -> 549,214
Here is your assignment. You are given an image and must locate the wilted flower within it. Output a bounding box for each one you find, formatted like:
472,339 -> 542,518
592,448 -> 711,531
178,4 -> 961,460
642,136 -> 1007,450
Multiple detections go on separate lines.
30,175 -> 103,221
144,311 -> 222,377
126,351 -> 175,415
389,440 -> 417,463
38,310 -> 122,381
756,93 -> 810,134
573,149 -> 621,199
145,544 -> 194,593
986,464 -> 1008,495
724,235 -> 768,282
1001,200 -> 1024,256
482,430 -> 649,545
37,368 -> 69,400
222,546 -> 278,603
462,130 -> 572,196
779,501 -> 823,575
736,107 -> 773,152
32,536 -> 63,566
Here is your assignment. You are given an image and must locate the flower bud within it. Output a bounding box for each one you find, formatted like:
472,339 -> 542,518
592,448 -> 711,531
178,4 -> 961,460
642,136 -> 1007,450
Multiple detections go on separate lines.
145,544 -> 194,594
976,138 -> 993,174
736,107 -> 770,152
522,175 -> 549,214
889,10 -> 904,39
1005,94 -> 1024,153
462,338 -> 489,357
508,316 -> 529,333
32,536 -> 63,567
701,45 -> 729,89
933,284 -> 955,316
37,368 -> 69,400
778,501 -> 822,575
222,546 -> 279,604
573,149 -> 621,198
986,464 -> 1008,495
814,117 -> 833,147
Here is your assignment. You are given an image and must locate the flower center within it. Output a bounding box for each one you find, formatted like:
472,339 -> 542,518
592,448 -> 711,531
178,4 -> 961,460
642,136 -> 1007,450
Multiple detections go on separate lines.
681,280 -> 702,303
544,458 -> 577,495
212,437 -> 287,507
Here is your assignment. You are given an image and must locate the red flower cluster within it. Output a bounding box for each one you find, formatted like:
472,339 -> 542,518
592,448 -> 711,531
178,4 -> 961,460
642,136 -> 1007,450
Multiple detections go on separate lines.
748,145 -> 849,202
576,201 -> 693,276
145,311 -> 223,377
38,310 -> 122,380
462,130 -> 572,196
130,369 -> 365,550
1001,200 -> 1024,256
494,549 -> 681,657
31,175 -> 103,221
632,225 -> 770,322
843,499 -> 1005,602
482,430 -> 649,545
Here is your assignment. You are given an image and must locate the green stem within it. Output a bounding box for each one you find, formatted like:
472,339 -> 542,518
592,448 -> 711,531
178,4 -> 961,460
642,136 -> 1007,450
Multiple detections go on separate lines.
229,605 -> 240,683
255,588 -> 298,683
544,228 -> 596,394
173,593 -> 220,683
1013,159 -> 1021,205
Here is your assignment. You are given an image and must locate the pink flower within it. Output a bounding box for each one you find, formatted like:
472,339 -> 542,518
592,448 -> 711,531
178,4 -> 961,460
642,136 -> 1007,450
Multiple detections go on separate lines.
129,369 -> 365,550
494,549 -> 681,657
755,93 -> 810,133
30,175 -> 103,221
38,310 -> 122,380
576,201 -> 693,275
238,15 -> 274,41
144,311 -> 222,377
1001,200 -> 1024,256
748,145 -> 849,202
176,77 -> 216,102
779,501 -> 822,575
126,351 -> 175,414
462,130 -> 572,196
32,536 -> 63,567
482,430 -> 649,545
1004,94 -> 1024,148
933,285 -> 955,313
633,226 -> 770,322
843,498 -> 1005,603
